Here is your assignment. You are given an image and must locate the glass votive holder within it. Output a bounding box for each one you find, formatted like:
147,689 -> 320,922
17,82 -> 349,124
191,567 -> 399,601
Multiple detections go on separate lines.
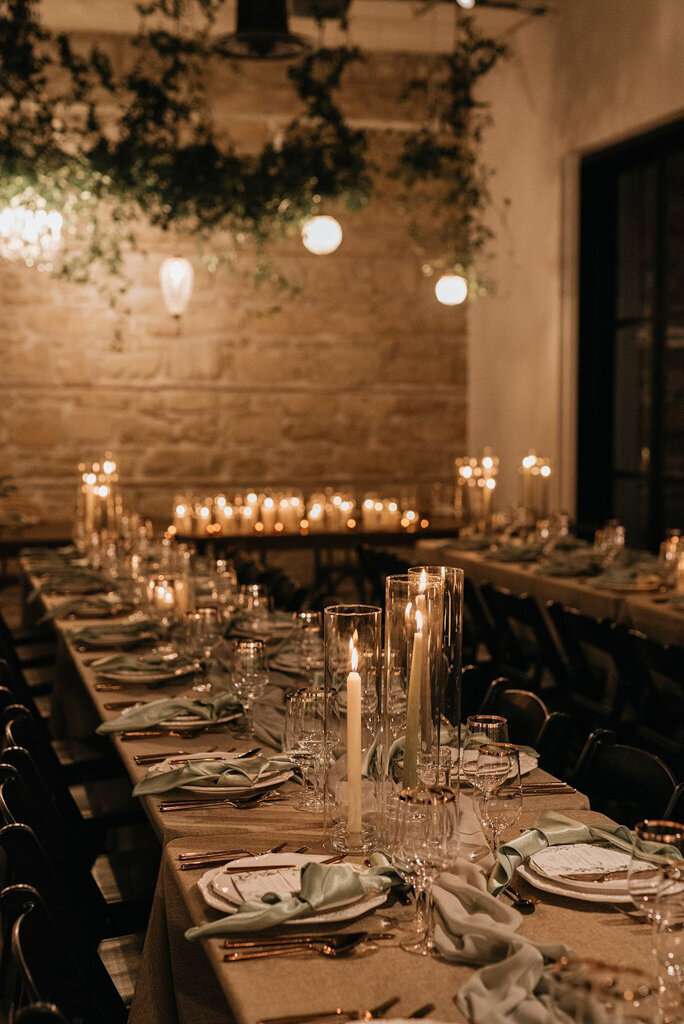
323,604 -> 382,853
383,573 -> 445,793
408,565 -> 464,732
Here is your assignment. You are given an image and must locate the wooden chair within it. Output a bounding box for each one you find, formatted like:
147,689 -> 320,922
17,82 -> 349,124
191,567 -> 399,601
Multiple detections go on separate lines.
0,884 -> 128,1024
570,729 -> 678,827
479,678 -> 573,778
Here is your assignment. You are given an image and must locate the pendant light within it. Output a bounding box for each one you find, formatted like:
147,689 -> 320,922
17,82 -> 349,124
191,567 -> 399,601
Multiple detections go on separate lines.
213,0 -> 310,60
159,257 -> 194,318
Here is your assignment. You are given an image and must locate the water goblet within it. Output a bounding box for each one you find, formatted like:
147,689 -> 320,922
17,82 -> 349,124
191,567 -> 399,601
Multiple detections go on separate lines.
284,689 -> 319,811
231,638 -> 269,732
239,584 -> 272,632
296,610 -> 323,680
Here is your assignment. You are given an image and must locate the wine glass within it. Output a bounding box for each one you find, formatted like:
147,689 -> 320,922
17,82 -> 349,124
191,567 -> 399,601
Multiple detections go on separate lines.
461,714 -> 509,783
627,820 -> 684,921
231,638 -> 269,731
393,785 -> 459,956
239,583 -> 272,632
297,687 -> 326,810
472,742 -> 523,856
653,862 -> 684,1023
184,608 -> 223,693
283,689 -> 318,811
295,611 -> 323,681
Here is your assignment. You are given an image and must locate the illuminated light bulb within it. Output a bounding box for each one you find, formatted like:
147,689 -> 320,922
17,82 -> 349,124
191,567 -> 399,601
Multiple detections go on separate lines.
435,274 -> 468,306
159,256 -> 194,317
456,0 -> 475,8
301,215 -> 343,255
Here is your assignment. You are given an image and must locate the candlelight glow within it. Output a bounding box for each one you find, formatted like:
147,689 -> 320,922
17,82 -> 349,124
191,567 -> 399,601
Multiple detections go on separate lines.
0,197 -> 63,271
485,477 -> 496,490
419,568 -> 427,593
522,454 -> 536,469
540,464 -> 551,477
415,609 -> 423,632
301,215 -> 343,255
349,638 -> 359,673
435,273 -> 468,306
159,256 -> 194,317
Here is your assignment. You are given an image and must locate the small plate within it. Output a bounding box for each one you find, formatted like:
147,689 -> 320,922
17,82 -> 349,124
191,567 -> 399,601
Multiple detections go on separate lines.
589,579 -> 661,593
95,662 -> 200,684
517,862 -> 634,903
198,853 -> 387,924
154,711 -> 242,733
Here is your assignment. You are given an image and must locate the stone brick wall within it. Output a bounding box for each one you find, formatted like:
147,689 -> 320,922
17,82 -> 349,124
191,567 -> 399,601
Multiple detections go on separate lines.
0,46 -> 467,520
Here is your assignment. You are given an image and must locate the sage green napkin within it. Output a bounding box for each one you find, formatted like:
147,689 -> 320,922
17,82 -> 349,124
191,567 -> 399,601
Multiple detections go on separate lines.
251,687 -> 287,749
536,551 -> 600,578
68,619 -> 162,642
433,869 -> 569,1024
133,753 -> 294,795
452,535 -> 493,551
185,853 -> 406,939
38,593 -> 124,624
96,692 -> 241,734
489,810 -> 683,896
29,571 -> 107,601
90,653 -> 197,675
484,544 -> 543,564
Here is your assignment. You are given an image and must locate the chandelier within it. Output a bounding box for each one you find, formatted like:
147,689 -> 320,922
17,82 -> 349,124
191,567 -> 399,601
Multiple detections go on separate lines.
0,191 -> 63,271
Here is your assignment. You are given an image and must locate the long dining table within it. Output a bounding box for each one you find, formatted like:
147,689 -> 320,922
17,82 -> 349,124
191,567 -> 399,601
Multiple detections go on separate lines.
415,539 -> 684,646
21,562 -> 660,1024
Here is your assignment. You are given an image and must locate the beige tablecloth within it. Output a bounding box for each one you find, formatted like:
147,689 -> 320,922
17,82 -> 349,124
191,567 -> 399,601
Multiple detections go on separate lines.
131,809 -> 656,1024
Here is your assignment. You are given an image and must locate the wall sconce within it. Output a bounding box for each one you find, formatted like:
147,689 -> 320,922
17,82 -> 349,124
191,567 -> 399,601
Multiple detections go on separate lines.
159,256 -> 194,318
435,273 -> 468,306
301,215 -> 343,255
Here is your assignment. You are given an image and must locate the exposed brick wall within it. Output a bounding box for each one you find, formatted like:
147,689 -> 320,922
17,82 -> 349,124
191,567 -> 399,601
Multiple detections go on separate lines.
0,48 -> 467,519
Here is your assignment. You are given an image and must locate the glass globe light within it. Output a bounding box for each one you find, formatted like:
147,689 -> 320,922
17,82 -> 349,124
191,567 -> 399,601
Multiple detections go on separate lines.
435,274 -> 468,306
301,215 -> 343,255
159,256 -> 194,317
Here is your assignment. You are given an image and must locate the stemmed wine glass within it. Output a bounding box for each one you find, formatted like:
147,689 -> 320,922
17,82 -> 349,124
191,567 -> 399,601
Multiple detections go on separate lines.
472,742 -> 523,856
295,611 -> 323,681
231,638 -> 269,731
393,785 -> 459,956
627,820 -> 684,921
239,584 -> 272,633
283,688 -> 325,810
184,608 -> 223,693
461,715 -> 509,783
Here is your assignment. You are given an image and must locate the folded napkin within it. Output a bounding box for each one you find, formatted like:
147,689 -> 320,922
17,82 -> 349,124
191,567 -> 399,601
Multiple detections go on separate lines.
185,853 -> 406,939
96,692 -> 241,734
38,593 -> 124,624
536,551 -> 600,578
90,653 -> 197,675
29,571 -> 107,601
68,619 -> 162,641
433,868 -> 569,1024
490,810 -> 683,896
484,544 -> 543,564
251,686 -> 287,749
451,535 -> 493,552
133,752 -> 294,795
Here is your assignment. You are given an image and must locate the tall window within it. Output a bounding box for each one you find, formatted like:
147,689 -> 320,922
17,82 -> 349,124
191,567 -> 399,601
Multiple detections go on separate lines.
578,119 -> 684,550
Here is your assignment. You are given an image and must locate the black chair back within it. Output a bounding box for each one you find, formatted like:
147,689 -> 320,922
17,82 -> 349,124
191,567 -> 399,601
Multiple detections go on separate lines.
479,677 -> 573,777
480,585 -> 567,693
620,631 -> 684,776
571,729 -> 678,826
15,1003 -> 72,1024
0,884 -> 126,1024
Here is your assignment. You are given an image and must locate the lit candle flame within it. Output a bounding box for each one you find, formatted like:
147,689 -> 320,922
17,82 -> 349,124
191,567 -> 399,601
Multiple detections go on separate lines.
419,568 -> 427,593
415,609 -> 423,632
349,636 -> 359,673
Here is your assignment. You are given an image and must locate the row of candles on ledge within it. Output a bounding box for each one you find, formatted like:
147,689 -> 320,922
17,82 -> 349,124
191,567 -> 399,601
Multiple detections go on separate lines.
455,449 -> 552,531
171,490 -> 424,536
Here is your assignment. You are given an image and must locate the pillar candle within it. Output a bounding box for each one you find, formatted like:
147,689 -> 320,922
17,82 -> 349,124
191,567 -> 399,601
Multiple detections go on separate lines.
403,609 -> 423,789
261,497 -> 277,533
346,641 -> 363,835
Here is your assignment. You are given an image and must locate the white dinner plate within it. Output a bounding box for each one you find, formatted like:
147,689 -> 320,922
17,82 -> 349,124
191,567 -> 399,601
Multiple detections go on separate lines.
94,662 -> 201,684
154,711 -> 242,732
516,862 -> 634,903
198,853 -> 388,924
589,578 -> 661,593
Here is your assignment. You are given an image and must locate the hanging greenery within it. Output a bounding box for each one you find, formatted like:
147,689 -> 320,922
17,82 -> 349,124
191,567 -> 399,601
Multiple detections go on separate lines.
0,0 -> 509,302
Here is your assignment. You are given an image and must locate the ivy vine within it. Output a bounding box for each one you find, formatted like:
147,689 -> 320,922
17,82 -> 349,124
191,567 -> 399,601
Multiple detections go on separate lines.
0,0 -> 510,306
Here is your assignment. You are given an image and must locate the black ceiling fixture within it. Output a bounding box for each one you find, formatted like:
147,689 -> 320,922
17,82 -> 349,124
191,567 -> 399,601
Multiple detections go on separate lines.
213,0 -> 312,60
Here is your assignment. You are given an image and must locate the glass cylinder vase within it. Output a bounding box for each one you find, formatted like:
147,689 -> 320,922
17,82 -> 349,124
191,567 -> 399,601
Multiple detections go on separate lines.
383,573 -> 445,796
408,565 -> 464,758
323,604 -> 382,853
